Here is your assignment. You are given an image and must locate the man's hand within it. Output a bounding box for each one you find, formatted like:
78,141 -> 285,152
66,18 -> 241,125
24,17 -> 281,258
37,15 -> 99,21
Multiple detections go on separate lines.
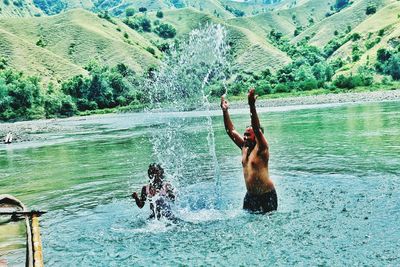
132,192 -> 138,200
248,88 -> 258,106
221,94 -> 229,112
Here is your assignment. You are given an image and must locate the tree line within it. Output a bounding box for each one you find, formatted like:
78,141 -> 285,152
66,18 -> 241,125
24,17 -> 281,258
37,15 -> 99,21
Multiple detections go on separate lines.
0,61 -> 147,121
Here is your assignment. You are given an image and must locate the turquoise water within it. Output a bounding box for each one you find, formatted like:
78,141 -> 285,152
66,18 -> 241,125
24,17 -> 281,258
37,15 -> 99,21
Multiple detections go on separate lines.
1,101 -> 399,265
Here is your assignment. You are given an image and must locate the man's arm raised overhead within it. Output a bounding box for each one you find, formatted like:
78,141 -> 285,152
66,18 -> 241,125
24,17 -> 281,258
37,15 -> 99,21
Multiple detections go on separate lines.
248,88 -> 268,151
221,94 -> 244,149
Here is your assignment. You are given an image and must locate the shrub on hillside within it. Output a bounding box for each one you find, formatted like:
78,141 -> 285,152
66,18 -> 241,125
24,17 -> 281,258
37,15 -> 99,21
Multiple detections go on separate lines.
351,33 -> 361,41
366,5 -> 376,15
123,16 -> 152,32
273,83 -> 291,93
125,7 -> 135,17
13,0 -> 23,7
333,69 -> 373,89
0,58 -> 7,70
98,11 -> 115,24
224,5 -> 245,17
156,10 -> 164,18
255,80 -> 272,95
154,23 -> 176,39
334,0 -> 349,11
139,7 -> 147,13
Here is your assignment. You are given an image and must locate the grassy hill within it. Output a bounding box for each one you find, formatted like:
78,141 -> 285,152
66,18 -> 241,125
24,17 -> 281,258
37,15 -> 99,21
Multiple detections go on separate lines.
0,9 -> 159,83
151,8 -> 291,72
331,0 -> 400,74
292,0 -> 390,48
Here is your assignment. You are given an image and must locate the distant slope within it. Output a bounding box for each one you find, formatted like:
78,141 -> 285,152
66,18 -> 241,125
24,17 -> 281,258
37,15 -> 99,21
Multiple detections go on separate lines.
157,8 -> 291,72
332,1 -> 400,74
293,0 -> 390,48
225,0 -> 332,45
226,11 -> 295,38
0,9 -> 159,83
0,27 -> 86,82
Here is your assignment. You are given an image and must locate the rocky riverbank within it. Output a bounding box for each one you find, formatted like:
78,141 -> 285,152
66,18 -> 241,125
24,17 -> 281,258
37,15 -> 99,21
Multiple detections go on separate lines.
228,89 -> 400,109
1,89 -> 400,144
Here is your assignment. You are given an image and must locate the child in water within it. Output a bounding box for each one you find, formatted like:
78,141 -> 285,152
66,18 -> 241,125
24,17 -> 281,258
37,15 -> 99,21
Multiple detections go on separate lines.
132,163 -> 176,220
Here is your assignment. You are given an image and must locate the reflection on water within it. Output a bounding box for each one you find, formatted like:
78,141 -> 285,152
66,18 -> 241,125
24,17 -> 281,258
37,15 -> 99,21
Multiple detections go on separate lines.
0,101 -> 400,265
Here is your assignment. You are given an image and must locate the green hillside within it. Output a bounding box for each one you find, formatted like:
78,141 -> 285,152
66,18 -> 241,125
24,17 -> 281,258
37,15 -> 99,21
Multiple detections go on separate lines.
0,9 -> 159,82
331,0 -> 400,74
1,0 -> 399,122
153,8 -> 291,72
293,0 -> 391,48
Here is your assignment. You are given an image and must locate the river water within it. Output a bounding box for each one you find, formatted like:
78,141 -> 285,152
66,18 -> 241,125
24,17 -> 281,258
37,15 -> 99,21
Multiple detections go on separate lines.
1,101 -> 399,266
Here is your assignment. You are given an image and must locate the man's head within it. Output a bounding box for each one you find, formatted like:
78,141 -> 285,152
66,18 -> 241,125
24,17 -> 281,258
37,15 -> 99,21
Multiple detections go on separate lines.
148,163 -> 165,185
243,126 -> 264,148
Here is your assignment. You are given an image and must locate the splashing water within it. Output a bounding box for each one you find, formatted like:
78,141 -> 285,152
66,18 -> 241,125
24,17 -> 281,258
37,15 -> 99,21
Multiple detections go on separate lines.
144,24 -> 230,210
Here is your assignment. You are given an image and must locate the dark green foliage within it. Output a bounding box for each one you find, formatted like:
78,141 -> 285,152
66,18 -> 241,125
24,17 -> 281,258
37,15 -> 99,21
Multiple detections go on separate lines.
365,37 -> 381,50
61,62 -> 144,111
3,0 -> 10,6
98,11 -> 115,24
138,7 -> 147,13
36,38 -> 47,47
0,69 -> 44,121
333,68 -> 373,89
154,23 -> 176,39
152,41 -> 171,54
44,89 -> 76,118
125,7 -> 135,17
123,32 -> 129,39
156,10 -> 164,18
335,0 -> 349,11
294,27 -> 302,37
334,75 -> 357,89
273,83 -> 291,93
0,58 -> 7,70
13,0 -> 23,7
378,29 -> 385,37
376,48 -> 400,80
146,47 -> 156,55
123,16 -> 151,32
366,5 -> 377,15
224,5 -> 245,17
323,35 -> 351,57
376,48 -> 391,62
255,80 -> 272,95
351,33 -> 361,41
352,45 -> 362,62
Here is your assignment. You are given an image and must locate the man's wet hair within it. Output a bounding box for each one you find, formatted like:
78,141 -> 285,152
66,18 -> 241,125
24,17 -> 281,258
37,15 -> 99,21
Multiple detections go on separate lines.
246,125 -> 264,133
148,163 -> 165,179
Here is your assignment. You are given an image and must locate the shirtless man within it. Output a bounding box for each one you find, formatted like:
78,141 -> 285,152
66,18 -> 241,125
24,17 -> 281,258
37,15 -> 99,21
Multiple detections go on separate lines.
132,163 -> 176,219
221,88 -> 277,213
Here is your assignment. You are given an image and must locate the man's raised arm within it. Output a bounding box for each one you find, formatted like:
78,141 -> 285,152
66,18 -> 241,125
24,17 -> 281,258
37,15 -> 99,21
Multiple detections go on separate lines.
221,94 -> 244,149
248,89 -> 268,150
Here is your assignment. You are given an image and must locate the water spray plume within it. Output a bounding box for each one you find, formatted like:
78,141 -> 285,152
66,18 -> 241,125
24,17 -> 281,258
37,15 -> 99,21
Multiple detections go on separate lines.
144,24 -> 231,209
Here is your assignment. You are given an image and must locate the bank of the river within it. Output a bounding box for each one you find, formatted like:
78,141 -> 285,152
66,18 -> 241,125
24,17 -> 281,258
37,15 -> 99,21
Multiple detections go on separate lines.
1,88 -> 400,143
228,88 -> 400,109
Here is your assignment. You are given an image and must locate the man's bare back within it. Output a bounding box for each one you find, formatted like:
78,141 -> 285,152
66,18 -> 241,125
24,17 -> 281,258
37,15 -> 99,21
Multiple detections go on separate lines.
221,88 -> 277,213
